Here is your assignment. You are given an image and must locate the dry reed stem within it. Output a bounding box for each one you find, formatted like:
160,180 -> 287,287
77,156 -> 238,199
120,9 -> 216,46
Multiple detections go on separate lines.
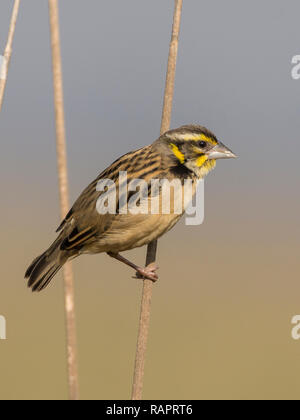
131,0 -> 184,400
48,0 -> 79,401
0,0 -> 21,112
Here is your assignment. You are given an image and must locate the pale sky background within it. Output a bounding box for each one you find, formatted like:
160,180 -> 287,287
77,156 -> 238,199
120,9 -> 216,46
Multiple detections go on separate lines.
0,0 -> 300,400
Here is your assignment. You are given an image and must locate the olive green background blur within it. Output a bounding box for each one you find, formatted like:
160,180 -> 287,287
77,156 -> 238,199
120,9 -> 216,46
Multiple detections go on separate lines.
1,0 -> 300,400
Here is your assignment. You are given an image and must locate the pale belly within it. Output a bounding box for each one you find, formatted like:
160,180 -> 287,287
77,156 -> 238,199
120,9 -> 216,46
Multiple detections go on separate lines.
82,181 -> 196,254
85,212 -> 183,254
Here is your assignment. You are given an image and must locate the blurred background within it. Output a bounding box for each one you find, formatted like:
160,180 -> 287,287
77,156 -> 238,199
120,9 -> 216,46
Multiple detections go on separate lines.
0,0 -> 300,400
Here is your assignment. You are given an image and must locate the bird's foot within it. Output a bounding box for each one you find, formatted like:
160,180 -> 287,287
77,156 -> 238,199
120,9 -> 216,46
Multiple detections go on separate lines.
134,263 -> 159,282
107,252 -> 158,283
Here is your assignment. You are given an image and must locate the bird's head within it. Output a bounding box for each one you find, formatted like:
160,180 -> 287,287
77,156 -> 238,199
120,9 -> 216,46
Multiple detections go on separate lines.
157,124 -> 237,178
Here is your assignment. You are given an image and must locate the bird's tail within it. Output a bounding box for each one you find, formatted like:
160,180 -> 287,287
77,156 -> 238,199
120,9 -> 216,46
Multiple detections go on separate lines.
25,236 -> 69,292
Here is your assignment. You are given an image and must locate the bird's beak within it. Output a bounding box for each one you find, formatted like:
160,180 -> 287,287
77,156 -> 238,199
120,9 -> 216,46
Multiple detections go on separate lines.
207,142 -> 237,160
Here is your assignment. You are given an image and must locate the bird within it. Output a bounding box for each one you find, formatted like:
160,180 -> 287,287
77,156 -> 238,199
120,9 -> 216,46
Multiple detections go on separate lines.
25,124 -> 236,292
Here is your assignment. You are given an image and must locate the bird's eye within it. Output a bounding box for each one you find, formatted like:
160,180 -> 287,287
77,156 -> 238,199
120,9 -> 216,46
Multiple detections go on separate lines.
198,141 -> 207,148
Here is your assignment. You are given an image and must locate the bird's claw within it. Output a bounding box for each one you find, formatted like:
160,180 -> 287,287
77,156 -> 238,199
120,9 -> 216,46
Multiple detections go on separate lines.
133,263 -> 159,282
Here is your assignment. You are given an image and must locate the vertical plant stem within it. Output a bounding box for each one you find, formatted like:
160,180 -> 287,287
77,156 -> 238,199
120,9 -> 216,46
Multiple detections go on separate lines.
131,0 -> 184,401
48,0 -> 79,401
0,0 -> 21,112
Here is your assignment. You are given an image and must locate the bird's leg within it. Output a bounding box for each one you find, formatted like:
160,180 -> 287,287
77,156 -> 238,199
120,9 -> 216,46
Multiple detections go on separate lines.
107,252 -> 158,282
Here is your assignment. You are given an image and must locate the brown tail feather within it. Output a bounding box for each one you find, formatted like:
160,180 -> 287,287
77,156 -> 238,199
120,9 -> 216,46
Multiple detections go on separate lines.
25,238 -> 69,292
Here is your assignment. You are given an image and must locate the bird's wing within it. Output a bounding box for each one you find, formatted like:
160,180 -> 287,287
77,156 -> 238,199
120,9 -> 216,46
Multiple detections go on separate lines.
56,146 -> 149,232
57,145 -> 163,252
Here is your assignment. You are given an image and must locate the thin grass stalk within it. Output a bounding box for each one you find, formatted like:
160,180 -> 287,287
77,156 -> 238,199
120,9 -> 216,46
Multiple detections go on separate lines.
131,0 -> 184,400
48,0 -> 79,401
0,0 -> 21,112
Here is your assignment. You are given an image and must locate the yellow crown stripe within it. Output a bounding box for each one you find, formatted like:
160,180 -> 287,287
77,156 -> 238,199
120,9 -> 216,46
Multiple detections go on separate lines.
199,134 -> 217,145
176,133 -> 217,145
170,143 -> 185,164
